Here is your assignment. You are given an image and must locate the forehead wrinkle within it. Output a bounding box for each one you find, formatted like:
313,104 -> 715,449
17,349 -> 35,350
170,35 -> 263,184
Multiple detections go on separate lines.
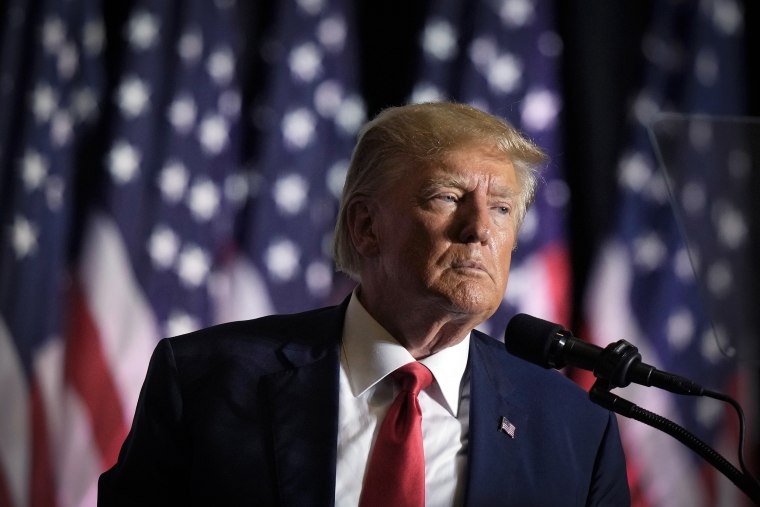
421,165 -> 519,201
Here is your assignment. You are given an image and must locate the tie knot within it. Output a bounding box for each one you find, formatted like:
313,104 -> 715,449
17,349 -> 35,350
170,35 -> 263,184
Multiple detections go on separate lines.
393,362 -> 433,395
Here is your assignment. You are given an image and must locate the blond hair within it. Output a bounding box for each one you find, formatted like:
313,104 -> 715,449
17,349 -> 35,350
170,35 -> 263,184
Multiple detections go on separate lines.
333,102 -> 547,280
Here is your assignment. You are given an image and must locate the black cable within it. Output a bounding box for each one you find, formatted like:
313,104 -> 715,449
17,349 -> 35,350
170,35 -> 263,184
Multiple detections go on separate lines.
704,388 -> 760,489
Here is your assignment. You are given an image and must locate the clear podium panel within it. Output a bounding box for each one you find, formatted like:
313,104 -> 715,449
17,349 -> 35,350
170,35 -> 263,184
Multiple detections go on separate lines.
649,114 -> 760,363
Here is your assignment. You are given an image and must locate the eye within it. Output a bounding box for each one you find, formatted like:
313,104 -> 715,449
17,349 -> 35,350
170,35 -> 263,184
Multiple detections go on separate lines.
436,194 -> 458,203
496,205 -> 510,215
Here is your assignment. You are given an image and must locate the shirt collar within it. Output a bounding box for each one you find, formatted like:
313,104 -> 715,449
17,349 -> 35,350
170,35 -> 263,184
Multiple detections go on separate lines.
341,289 -> 470,416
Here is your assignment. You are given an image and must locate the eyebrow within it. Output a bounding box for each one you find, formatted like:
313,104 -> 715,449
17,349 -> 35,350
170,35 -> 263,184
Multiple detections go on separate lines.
419,171 -> 520,200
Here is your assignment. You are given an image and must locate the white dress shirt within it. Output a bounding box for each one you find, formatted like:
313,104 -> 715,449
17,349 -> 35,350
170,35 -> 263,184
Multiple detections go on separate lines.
335,291 -> 471,507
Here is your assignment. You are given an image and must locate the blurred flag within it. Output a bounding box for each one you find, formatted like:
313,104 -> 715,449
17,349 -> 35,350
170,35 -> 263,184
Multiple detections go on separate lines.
584,0 -> 756,505
0,0 -> 246,504
215,0 -> 364,320
409,0 -> 570,336
0,0 -> 107,505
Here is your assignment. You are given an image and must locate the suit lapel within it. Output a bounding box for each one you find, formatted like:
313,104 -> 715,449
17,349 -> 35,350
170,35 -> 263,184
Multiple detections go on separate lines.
259,302 -> 347,507
465,332 -> 529,505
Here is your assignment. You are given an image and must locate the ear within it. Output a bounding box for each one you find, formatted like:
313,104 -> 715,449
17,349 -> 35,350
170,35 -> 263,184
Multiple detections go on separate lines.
346,198 -> 380,258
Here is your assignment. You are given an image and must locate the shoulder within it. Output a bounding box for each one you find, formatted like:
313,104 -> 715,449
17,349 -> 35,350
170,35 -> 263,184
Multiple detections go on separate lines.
153,302 -> 347,384
471,330 -> 607,422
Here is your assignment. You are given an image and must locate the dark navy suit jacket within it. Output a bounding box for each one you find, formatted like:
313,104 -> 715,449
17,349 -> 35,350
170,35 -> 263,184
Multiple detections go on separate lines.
98,301 -> 630,506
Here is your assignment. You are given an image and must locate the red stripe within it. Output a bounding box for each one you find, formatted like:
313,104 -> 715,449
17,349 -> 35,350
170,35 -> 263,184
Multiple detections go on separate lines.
64,281 -> 128,470
0,462 -> 13,507
30,383 -> 57,507
541,243 -> 571,327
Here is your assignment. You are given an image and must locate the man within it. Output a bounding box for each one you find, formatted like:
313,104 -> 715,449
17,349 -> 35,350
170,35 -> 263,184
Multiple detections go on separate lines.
99,102 -> 630,506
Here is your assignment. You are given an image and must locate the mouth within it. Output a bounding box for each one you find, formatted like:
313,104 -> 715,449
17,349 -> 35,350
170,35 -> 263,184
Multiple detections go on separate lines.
450,260 -> 488,273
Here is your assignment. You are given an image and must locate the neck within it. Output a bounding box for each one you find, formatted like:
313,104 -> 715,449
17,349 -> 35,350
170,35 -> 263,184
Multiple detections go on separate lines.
356,286 -> 480,359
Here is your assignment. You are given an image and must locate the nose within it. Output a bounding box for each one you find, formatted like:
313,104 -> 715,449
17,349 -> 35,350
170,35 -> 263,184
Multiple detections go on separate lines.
457,197 -> 491,244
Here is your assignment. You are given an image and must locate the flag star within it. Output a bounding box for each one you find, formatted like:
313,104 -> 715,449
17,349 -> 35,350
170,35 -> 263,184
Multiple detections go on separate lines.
326,160 -> 348,199
57,42 -> 79,80
265,238 -> 301,282
673,247 -> 696,282
666,308 -> 694,351
314,80 -> 342,118
409,83 -> 446,104
177,244 -> 211,287
633,232 -> 667,270
318,16 -> 346,51
83,19 -> 105,56
469,37 -> 497,69
695,47 -> 719,87
296,0 -> 325,16
538,31 -> 563,58
168,94 -> 197,133
20,150 -> 49,191
198,114 -> 229,154
618,152 -> 653,192
289,42 -> 323,82
218,89 -> 241,118
206,47 -> 235,85
31,84 -> 58,123
517,208 -> 538,242
178,29 -> 203,64
117,76 -> 151,118
487,53 -> 522,94
701,327 -> 726,364
158,160 -> 189,202
282,108 -> 316,149
50,110 -> 73,146
41,17 -> 66,54
695,397 -> 723,429
632,91 -> 660,126
165,310 -> 200,337
273,174 -> 309,215
148,225 -> 180,269
224,172 -> 249,205
72,86 -> 99,123
187,178 -> 220,221
521,89 -> 560,131
127,11 -> 160,51
45,175 -> 65,211
714,202 -> 746,249
706,261 -> 732,297
306,261 -> 332,297
712,0 -> 742,35
544,179 -> 570,208
11,215 -> 38,259
422,20 -> 458,61
336,95 -> 365,135
108,141 -> 141,183
499,0 -> 535,27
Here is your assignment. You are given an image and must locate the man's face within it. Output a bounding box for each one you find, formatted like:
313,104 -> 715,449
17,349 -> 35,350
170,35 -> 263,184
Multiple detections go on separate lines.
366,144 -> 521,323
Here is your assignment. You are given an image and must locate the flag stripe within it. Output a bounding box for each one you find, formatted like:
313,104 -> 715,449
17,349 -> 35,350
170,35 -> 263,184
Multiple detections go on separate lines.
0,318 -> 29,507
64,282 -> 128,469
30,382 -> 56,507
78,214 -> 159,428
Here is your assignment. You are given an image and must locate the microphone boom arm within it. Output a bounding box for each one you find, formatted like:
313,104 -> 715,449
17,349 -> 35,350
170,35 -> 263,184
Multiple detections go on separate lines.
590,379 -> 760,504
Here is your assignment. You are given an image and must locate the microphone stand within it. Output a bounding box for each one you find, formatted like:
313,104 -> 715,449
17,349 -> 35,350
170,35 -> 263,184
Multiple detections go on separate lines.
587,341 -> 760,504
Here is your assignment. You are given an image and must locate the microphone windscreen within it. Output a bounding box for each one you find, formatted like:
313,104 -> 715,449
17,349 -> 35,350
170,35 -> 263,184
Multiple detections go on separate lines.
504,313 -> 565,368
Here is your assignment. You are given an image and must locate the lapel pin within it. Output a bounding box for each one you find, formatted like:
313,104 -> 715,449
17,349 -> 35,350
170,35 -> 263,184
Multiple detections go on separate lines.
499,416 -> 517,438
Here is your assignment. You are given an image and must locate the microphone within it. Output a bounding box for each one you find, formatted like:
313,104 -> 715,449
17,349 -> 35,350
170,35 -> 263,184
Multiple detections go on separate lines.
504,313 -> 705,395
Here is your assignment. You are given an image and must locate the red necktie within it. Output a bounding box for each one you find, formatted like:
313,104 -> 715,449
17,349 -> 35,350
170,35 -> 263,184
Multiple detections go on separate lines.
359,362 -> 433,507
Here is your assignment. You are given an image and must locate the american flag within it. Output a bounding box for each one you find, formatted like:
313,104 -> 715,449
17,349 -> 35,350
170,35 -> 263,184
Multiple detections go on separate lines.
584,1 -> 757,505
408,0 -> 570,337
0,0 -> 362,505
217,0 -> 364,321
